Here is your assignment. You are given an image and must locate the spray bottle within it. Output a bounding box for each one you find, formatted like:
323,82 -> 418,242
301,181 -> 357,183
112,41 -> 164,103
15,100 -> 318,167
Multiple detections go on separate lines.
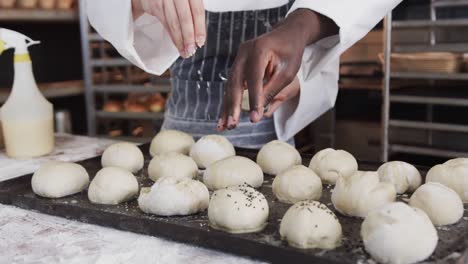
0,28 -> 54,158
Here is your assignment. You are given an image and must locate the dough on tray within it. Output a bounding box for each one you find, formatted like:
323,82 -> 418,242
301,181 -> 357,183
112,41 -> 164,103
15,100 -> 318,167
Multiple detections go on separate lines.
377,161 -> 421,194
426,158 -> 468,203
138,177 -> 209,216
309,148 -> 358,185
203,156 -> 264,190
280,200 -> 342,249
101,142 -> 144,173
331,171 -> 396,218
189,135 -> 235,169
409,182 -> 464,226
208,184 -> 269,234
272,165 -> 322,204
148,152 -> 198,181
256,140 -> 301,175
88,167 -> 139,205
361,202 -> 438,264
32,161 -> 89,198
149,129 -> 195,156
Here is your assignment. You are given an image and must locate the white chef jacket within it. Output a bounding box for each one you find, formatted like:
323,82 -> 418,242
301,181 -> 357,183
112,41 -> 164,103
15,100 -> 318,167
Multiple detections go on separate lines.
86,0 -> 402,141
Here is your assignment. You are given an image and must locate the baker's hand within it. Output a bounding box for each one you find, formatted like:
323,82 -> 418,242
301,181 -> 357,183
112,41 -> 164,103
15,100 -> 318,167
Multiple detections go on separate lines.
132,0 -> 206,58
263,77 -> 300,118
217,9 -> 338,131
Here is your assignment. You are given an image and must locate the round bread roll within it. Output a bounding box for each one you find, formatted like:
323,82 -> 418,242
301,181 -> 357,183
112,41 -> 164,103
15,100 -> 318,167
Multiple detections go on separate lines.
138,177 -> 209,216
189,135 -> 235,169
309,148 -> 358,185
203,156 -> 263,190
331,171 -> 396,218
377,161 -> 421,194
409,182 -> 463,226
256,140 -> 301,175
88,167 -> 139,205
103,101 -> 123,112
32,161 -> 89,198
426,158 -> 468,203
208,184 -> 269,233
125,102 -> 147,113
149,130 -> 195,156
361,202 -> 438,264
148,152 -> 198,182
272,165 -> 322,204
101,142 -> 144,173
280,200 -> 342,249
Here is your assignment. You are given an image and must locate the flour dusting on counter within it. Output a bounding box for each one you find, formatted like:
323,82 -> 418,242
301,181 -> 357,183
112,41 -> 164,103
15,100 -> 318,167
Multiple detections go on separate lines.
0,134 -> 118,182
0,204 -> 264,264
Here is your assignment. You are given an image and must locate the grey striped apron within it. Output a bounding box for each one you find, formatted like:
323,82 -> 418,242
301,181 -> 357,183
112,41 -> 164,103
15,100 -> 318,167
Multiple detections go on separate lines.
163,2 -> 294,149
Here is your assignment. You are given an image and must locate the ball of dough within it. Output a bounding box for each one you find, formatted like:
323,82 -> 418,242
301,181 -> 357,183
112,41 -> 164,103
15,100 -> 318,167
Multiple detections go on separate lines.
138,177 -> 209,216
88,167 -> 139,205
331,171 -> 396,218
309,148 -> 358,185
101,142 -> 144,173
256,140 -> 301,175
208,184 -> 269,233
203,156 -> 263,190
377,161 -> 421,194
148,152 -> 198,182
149,129 -> 195,156
409,182 -> 463,226
361,202 -> 438,264
280,200 -> 342,249
272,165 -> 322,204
189,135 -> 235,169
32,161 -> 89,198
426,158 -> 468,203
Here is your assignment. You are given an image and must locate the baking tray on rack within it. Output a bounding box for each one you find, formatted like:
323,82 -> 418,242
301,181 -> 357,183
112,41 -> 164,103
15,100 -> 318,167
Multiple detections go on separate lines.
0,144 -> 467,264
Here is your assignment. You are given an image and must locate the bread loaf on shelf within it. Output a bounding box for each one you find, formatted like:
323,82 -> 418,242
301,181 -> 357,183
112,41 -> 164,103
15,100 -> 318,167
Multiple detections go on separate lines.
38,0 -> 54,9
56,0 -> 73,9
0,0 -> 17,8
17,0 -> 38,8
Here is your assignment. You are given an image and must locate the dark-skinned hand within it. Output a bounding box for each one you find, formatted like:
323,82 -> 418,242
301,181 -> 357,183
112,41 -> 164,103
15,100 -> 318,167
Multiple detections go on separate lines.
217,8 -> 338,131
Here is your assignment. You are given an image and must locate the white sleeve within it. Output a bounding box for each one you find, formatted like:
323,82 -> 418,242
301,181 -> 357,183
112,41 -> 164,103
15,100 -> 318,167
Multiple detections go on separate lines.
85,0 -> 179,75
274,0 -> 402,141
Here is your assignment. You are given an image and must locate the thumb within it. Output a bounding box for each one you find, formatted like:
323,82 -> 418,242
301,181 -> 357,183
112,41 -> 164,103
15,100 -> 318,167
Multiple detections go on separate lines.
263,99 -> 284,118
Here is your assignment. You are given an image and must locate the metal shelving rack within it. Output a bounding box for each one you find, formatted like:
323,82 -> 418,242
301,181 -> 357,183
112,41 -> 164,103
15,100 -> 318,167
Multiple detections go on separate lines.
382,0 -> 468,161
78,1 -> 171,140
0,8 -> 78,22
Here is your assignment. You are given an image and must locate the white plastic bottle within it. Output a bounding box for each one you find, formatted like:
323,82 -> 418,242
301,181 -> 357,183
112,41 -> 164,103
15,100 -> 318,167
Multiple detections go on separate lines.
0,115 -> 4,149
0,28 -> 54,158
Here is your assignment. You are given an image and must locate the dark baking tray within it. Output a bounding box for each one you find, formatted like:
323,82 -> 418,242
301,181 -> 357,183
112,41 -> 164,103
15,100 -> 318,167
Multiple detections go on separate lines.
0,144 -> 467,264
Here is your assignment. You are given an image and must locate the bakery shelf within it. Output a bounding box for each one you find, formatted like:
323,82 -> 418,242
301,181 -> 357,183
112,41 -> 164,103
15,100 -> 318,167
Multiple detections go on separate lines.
382,0 -> 468,161
0,9 -> 78,22
393,43 -> 468,53
93,84 -> 172,94
389,119 -> 468,133
98,135 -> 151,144
88,33 -> 103,41
80,0 -> 172,138
0,80 -> 83,103
392,18 -> 468,28
432,0 -> 468,8
95,111 -> 165,120
390,94 -> 468,106
390,72 -> 468,80
90,58 -> 131,67
390,144 -> 468,158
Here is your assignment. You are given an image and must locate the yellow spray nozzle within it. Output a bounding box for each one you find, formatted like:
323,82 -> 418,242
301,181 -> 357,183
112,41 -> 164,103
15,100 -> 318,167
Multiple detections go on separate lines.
14,53 -> 31,63
0,40 -> 5,56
